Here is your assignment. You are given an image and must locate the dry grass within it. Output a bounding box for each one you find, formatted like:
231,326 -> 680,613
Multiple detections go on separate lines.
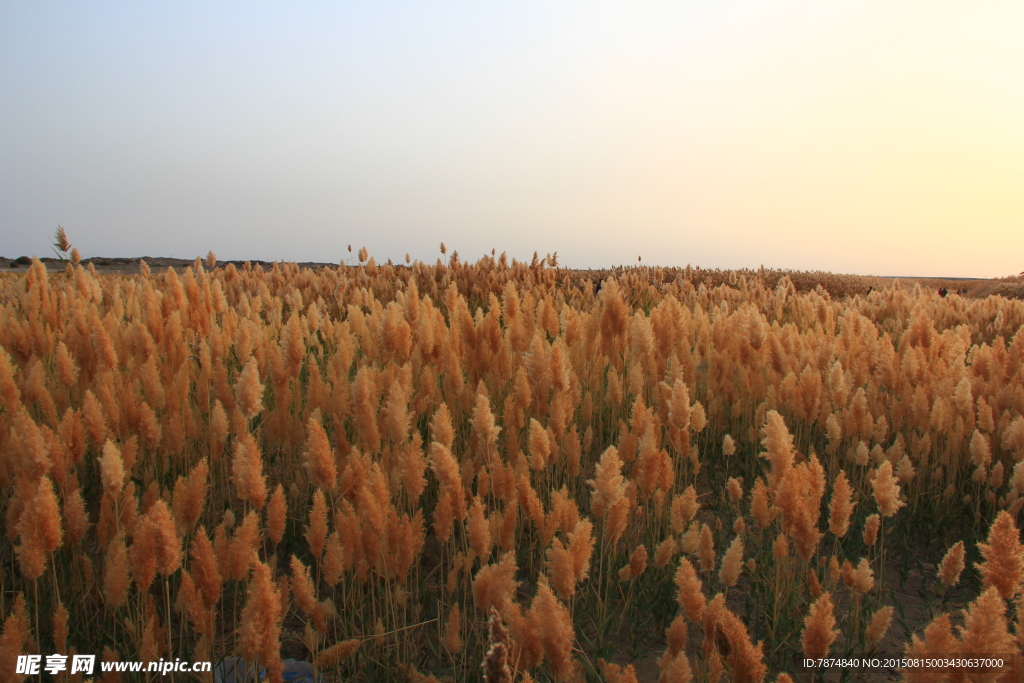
1,252 -> 1024,682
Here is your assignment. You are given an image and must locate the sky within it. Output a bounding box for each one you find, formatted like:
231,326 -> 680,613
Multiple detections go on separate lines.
1,2 -> 1022,277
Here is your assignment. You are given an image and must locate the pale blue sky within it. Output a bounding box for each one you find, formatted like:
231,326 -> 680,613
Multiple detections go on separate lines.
2,2 -> 1023,276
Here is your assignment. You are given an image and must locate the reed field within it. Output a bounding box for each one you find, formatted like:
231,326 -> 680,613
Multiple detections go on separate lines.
3,248 -> 1024,683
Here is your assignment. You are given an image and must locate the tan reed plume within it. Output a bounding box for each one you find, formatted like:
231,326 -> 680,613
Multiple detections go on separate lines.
903,614 -> 958,683
267,484 -> 287,546
190,526 -> 222,609
317,639 -> 361,668
302,411 -> 337,491
958,587 -> 1015,666
305,488 -> 328,560
671,486 -> 700,534
469,496 -> 492,563
441,604 -> 462,655
103,533 -> 131,609
234,358 -> 264,421
867,605 -> 893,643
863,514 -> 880,546
938,541 -> 965,587
172,457 -> 208,537
231,431 -> 268,509
238,560 -> 284,683
801,592 -> 837,659
850,558 -> 874,593
482,608 -> 513,683
828,470 -> 854,538
698,524 -> 716,573
674,557 -> 706,621
720,536 -> 744,589
871,460 -> 905,517
529,580 -> 577,682
750,478 -> 773,530
619,544 -> 648,582
473,552 -> 519,614
976,510 -> 1024,599
702,593 -> 766,683
654,537 -> 680,569
0,595 -> 30,678
660,652 -> 693,683
99,439 -> 125,498
600,660 -> 639,683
